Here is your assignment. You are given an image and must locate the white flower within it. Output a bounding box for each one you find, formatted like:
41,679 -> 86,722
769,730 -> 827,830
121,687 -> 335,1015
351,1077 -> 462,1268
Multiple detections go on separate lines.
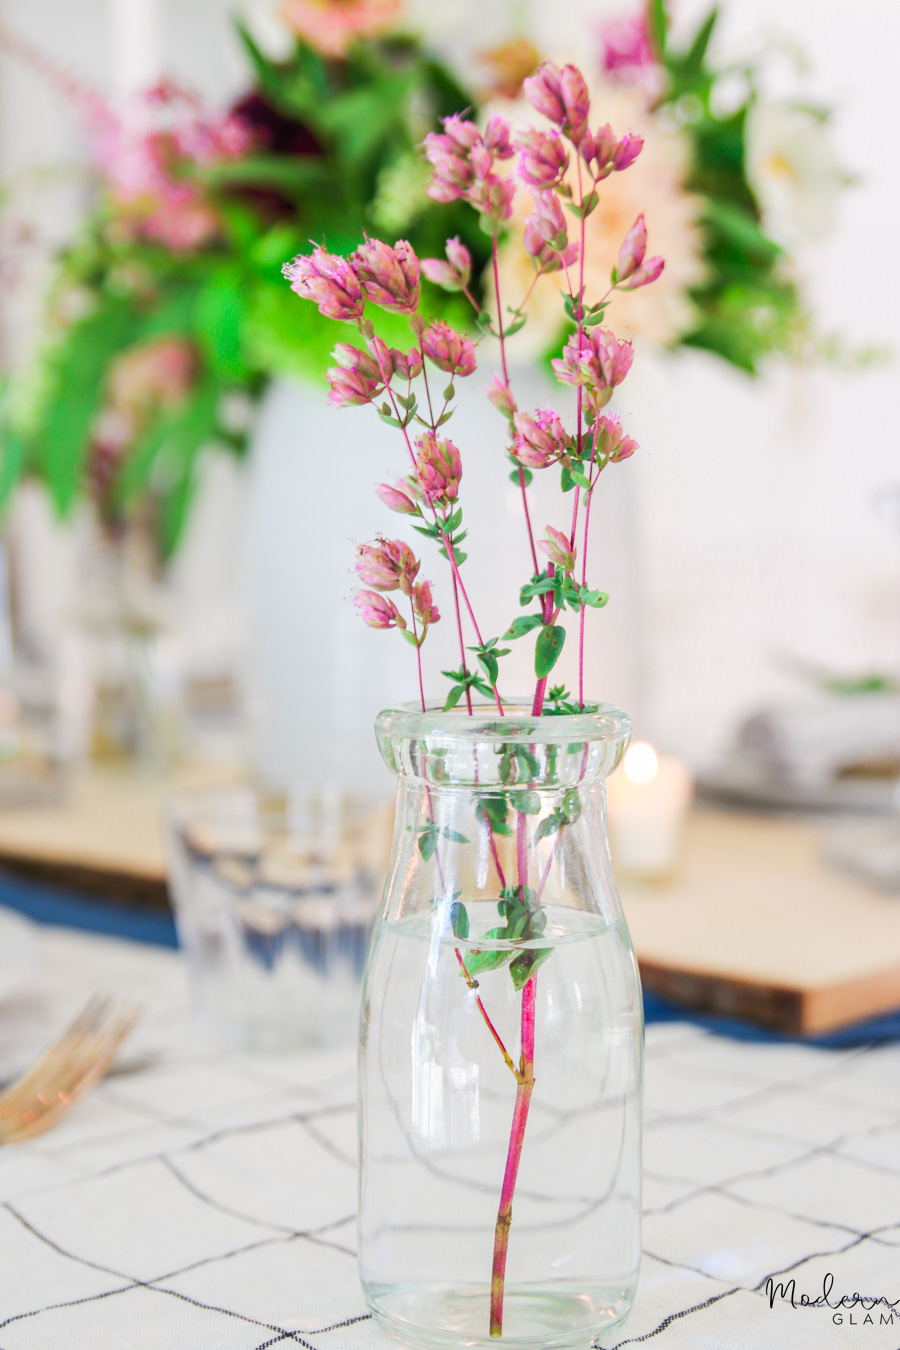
745,101 -> 845,246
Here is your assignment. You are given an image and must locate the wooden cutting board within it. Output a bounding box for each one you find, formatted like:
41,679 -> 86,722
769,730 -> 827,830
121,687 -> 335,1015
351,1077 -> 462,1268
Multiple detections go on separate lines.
620,810 -> 900,1034
0,771 -> 896,1034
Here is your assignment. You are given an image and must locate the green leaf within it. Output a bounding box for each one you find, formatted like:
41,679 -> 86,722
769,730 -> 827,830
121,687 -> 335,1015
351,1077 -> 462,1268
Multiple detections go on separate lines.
449,901 -> 469,940
579,587 -> 609,608
505,614 -> 544,640
476,795 -> 512,837
509,466 -> 532,487
535,625 -> 566,680
534,810 -> 563,842
465,931 -> 511,976
418,826 -> 438,861
519,790 -> 541,815
442,828 -> 469,843
648,0 -> 667,56
443,684 -> 465,711
682,6 -> 718,81
509,947 -> 553,990
562,789 -> 582,825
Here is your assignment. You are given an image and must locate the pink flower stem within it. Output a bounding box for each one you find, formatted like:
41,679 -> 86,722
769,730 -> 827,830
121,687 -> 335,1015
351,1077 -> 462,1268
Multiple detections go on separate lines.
490,973 -> 537,1337
577,434 -> 601,709
409,605 -> 426,713
440,530 -> 504,716
423,786 -> 517,1077
492,232 -> 539,578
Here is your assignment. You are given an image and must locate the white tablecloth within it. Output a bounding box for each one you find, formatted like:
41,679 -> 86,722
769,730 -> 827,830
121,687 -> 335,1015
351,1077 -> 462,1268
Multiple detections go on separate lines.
0,920 -> 899,1350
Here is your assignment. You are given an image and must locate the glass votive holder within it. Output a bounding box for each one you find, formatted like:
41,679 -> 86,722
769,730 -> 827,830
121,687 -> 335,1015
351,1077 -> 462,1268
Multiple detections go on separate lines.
165,783 -> 390,1051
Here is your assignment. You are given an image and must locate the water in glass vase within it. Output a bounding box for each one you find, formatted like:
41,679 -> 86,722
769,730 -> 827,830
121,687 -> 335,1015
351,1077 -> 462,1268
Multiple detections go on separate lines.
360,901 -> 641,1350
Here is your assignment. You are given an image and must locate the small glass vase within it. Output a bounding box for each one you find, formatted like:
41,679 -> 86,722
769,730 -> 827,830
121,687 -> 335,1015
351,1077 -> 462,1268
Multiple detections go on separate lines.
359,701 -> 643,1350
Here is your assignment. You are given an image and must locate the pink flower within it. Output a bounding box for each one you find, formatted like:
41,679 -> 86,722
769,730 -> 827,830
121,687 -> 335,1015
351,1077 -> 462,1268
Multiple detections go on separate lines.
281,0 -> 401,57
515,127 -> 569,188
351,238 -> 420,313
421,236 -> 472,291
283,247 -> 364,322
551,328 -> 633,407
421,321 -> 476,377
538,525 -> 577,573
525,191 -> 568,249
593,329 -> 634,387
512,408 -> 571,468
355,539 -> 420,595
600,14 -> 657,86
415,432 -> 462,506
354,590 -> 406,630
391,346 -> 423,380
376,482 -> 420,515
487,375 -> 516,418
613,214 -> 647,283
412,580 -> 440,628
484,115 -> 514,159
620,255 -> 665,290
588,126 -> 644,179
523,62 -> 591,145
595,413 -> 638,462
326,342 -> 384,405
424,116 -> 515,222
613,133 -> 644,172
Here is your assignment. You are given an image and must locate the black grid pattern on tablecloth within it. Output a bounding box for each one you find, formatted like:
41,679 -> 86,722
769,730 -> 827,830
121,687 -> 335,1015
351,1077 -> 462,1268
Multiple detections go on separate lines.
2,1023 -> 900,1350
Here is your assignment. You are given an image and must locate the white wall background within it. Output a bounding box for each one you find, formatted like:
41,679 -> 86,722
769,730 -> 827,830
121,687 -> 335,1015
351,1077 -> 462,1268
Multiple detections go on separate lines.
0,0 -> 897,777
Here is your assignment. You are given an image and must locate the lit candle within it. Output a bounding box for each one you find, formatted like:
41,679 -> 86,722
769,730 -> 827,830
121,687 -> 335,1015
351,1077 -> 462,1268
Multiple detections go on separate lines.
606,742 -> 693,879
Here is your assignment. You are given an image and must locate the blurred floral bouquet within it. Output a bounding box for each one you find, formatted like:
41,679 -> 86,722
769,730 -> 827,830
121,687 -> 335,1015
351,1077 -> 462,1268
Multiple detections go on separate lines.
0,4 -> 489,557
491,0 -> 849,373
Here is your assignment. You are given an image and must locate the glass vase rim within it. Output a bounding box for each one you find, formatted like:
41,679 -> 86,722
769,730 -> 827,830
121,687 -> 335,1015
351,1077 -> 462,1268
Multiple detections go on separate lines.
375,698 -> 632,747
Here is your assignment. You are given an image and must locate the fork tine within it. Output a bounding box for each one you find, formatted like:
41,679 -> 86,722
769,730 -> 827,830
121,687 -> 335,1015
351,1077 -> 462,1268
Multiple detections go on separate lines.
0,1000 -> 114,1116
0,1001 -> 141,1144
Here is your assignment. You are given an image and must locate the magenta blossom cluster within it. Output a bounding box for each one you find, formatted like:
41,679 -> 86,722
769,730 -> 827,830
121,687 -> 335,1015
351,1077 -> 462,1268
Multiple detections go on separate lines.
353,539 -> 440,640
552,327 -> 634,410
512,408 -> 573,469
423,114 -> 516,223
523,62 -> 643,179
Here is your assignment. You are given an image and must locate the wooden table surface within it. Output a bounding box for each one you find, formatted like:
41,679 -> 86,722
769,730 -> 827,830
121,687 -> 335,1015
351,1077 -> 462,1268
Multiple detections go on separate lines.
0,770 -> 896,1033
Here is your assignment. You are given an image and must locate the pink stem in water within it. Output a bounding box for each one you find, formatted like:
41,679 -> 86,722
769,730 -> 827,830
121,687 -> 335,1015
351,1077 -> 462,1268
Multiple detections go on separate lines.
490,974 -> 537,1337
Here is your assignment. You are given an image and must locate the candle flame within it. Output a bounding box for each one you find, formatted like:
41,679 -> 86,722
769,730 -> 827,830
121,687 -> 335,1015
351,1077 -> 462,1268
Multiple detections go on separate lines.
623,742 -> 658,784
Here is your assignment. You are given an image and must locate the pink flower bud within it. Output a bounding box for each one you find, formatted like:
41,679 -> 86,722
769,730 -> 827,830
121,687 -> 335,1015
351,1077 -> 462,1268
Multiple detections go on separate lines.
592,123 -> 618,171
526,190 -> 568,249
376,481 -> 420,515
283,247 -> 364,322
595,413 -> 638,462
512,408 -> 571,468
487,374 -> 516,418
613,132 -> 643,171
442,114 -> 482,151
485,175 -> 516,222
415,432 -> 462,506
470,143 -> 492,180
523,63 -> 566,124
355,539 -> 420,595
551,330 -> 593,387
613,214 -> 647,283
538,525 -> 576,573
484,115 -> 513,159
391,347 -> 423,381
326,364 -> 382,407
354,590 -> 406,630
351,238 -> 421,314
421,236 -> 471,292
369,336 -> 395,383
620,255 -> 665,289
332,342 -> 381,381
412,579 -> 440,628
515,127 -> 569,188
558,65 -> 590,144
421,321 -> 476,377
592,328 -> 634,387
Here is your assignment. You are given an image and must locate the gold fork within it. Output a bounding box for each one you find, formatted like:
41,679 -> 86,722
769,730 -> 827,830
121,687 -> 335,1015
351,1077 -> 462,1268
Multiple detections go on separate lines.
0,998 -> 141,1144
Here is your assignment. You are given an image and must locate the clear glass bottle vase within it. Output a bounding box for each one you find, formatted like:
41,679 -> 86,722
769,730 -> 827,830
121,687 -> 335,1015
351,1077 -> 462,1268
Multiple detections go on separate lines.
359,702 -> 643,1350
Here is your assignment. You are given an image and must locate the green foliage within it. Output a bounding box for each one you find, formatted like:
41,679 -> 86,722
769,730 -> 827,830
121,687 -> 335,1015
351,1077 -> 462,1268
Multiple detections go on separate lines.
3,27 -> 490,549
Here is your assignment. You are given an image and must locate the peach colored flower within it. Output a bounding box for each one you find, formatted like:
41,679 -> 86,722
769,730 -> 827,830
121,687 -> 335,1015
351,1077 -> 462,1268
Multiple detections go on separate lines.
280,0 -> 402,57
